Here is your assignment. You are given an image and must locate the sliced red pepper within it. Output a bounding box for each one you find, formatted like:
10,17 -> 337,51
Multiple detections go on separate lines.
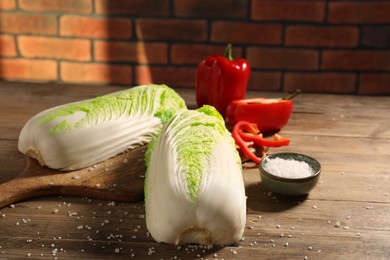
226,90 -> 300,133
238,130 -> 290,147
232,121 -> 290,163
233,129 -> 263,164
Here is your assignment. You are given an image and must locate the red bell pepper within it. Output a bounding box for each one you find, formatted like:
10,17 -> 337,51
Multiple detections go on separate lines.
232,121 -> 290,163
196,44 -> 251,118
226,90 -> 300,133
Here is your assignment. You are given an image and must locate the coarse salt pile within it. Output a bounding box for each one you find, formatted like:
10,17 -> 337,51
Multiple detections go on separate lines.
263,158 -> 315,179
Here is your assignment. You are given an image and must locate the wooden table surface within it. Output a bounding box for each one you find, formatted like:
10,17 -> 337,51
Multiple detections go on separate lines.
0,82 -> 389,259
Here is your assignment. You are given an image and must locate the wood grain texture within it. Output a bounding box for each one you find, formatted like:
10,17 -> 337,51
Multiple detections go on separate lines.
0,81 -> 389,259
0,145 -> 146,208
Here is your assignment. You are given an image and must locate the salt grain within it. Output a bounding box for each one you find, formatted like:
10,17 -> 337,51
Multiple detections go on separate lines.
263,158 -> 315,178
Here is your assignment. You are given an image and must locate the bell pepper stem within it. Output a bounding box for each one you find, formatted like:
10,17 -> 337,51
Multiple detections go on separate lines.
282,89 -> 302,100
224,43 -> 233,61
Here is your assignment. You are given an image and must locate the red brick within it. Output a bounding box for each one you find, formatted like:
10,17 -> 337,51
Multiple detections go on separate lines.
359,73 -> 390,95
95,0 -> 169,16
170,44 -> 243,65
0,13 -> 57,35
61,62 -> 132,85
174,0 -> 247,18
329,2 -> 390,24
248,71 -> 281,91
286,26 -> 358,47
251,0 -> 325,22
362,26 -> 390,48
284,73 -> 356,94
0,58 -> 57,81
0,0 -> 16,10
0,35 -> 17,57
19,0 -> 92,14
322,51 -> 390,71
136,19 -> 207,41
60,16 -> 132,39
136,65 -> 195,88
247,48 -> 319,70
94,41 -> 168,64
211,22 -> 281,45
19,36 -> 91,61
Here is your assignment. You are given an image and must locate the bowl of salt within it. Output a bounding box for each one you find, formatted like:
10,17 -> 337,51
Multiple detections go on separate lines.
259,153 -> 321,196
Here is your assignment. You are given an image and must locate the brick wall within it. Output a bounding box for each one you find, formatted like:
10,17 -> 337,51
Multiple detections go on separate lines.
0,0 -> 389,95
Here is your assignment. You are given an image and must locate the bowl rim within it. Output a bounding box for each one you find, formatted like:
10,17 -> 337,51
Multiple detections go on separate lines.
259,152 -> 321,183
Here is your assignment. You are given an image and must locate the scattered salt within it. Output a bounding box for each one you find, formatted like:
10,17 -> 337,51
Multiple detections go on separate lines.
263,158 -> 315,178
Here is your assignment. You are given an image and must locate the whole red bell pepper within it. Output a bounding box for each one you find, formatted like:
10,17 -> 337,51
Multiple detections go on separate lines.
196,44 -> 251,118
226,90 -> 300,133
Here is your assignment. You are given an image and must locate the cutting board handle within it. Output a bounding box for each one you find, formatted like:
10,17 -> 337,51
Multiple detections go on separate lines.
0,157 -> 62,208
0,149 -> 146,208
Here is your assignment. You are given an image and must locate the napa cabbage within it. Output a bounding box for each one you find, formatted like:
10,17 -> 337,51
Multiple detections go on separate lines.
18,84 -> 186,170
145,105 -> 246,245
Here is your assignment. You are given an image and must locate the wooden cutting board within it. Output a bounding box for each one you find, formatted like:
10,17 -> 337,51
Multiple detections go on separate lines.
0,145 -> 147,208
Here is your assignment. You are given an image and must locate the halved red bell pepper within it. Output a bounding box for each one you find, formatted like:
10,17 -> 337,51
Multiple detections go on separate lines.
232,121 -> 290,163
226,90 -> 300,133
196,44 -> 251,118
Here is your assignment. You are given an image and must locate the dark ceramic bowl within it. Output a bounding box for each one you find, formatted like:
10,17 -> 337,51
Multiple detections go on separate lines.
259,153 -> 321,196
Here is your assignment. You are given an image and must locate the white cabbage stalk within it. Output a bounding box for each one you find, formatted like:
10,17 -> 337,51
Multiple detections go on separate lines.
18,84 -> 186,171
145,106 -> 247,245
